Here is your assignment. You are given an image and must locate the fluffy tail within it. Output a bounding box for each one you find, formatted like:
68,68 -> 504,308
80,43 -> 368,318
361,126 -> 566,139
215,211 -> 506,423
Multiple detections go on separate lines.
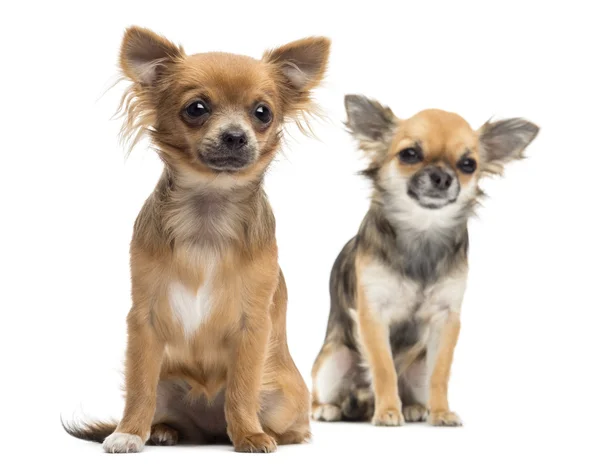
62,418 -> 118,443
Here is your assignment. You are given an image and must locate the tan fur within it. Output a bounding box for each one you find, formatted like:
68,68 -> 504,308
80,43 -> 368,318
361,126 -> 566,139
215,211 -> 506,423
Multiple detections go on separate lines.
65,26 -> 329,453
383,110 -> 480,188
427,312 -> 462,426
355,254 -> 404,426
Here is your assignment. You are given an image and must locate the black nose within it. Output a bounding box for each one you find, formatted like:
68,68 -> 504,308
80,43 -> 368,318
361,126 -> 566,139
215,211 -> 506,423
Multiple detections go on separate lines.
221,130 -> 248,150
429,169 -> 453,190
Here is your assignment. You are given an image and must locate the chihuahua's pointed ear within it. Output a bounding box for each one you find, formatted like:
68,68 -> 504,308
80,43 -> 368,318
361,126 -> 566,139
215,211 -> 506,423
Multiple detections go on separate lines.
119,26 -> 184,85
478,118 -> 539,174
263,37 -> 330,110
344,95 -> 397,143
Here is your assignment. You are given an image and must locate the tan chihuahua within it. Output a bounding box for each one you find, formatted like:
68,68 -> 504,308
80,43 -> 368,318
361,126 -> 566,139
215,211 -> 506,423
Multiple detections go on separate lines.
64,26 -> 330,453
311,95 -> 538,427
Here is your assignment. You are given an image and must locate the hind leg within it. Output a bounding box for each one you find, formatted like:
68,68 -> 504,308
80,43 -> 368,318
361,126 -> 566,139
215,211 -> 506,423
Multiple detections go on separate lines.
149,424 -> 179,446
152,380 -> 228,444
259,362 -> 311,446
311,341 -> 354,421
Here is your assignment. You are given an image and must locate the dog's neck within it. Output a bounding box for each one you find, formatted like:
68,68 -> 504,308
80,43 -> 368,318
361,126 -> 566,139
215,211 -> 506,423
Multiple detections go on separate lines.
152,167 -> 273,251
168,167 -> 263,207
359,196 -> 470,285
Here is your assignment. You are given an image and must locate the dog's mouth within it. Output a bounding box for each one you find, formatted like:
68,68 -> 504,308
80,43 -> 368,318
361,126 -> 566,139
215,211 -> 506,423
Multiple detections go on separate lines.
198,151 -> 255,173
202,155 -> 251,172
407,187 -> 458,209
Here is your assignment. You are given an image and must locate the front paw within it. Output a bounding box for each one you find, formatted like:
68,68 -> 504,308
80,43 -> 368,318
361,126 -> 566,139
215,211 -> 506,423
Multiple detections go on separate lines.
234,432 -> 277,453
372,406 -> 405,426
428,411 -> 462,427
102,432 -> 144,453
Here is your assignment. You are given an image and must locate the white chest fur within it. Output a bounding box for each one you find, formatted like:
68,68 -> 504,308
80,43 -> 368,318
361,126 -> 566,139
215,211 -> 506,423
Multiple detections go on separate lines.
361,260 -> 421,325
168,273 -> 214,338
360,259 -> 467,326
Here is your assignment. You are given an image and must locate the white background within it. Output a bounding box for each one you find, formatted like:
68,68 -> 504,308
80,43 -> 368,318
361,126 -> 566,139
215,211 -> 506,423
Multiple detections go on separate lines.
1,0 -> 599,464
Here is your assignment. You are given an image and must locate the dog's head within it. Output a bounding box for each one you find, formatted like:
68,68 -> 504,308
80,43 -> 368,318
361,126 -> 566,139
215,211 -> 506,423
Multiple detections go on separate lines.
344,95 -> 539,229
118,26 -> 330,188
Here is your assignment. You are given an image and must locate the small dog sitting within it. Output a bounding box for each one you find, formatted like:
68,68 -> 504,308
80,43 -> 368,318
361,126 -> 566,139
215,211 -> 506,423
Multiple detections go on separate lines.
64,26 -> 330,453
311,95 -> 538,426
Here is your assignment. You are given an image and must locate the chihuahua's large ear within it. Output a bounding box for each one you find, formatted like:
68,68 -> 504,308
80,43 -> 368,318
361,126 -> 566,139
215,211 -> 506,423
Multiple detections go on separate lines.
263,37 -> 330,111
345,95 -> 397,142
478,118 -> 539,174
119,26 -> 184,85
344,95 -> 397,166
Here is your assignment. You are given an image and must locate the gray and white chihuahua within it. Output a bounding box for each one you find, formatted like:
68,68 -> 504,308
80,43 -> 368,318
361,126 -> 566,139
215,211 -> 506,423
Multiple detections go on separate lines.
311,95 -> 539,427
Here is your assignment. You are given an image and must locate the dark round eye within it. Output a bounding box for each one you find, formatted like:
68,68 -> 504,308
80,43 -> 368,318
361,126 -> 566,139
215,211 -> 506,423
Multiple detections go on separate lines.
398,147 -> 423,164
185,100 -> 210,119
457,157 -> 477,174
253,104 -> 272,124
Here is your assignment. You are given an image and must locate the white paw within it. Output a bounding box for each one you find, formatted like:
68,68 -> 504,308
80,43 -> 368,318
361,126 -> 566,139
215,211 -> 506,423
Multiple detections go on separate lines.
102,432 -> 144,453
312,404 -> 342,422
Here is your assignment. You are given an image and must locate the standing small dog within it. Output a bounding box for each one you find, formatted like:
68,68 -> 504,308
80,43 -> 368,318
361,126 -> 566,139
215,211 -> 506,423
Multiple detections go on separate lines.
64,26 -> 329,453
311,95 -> 538,426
